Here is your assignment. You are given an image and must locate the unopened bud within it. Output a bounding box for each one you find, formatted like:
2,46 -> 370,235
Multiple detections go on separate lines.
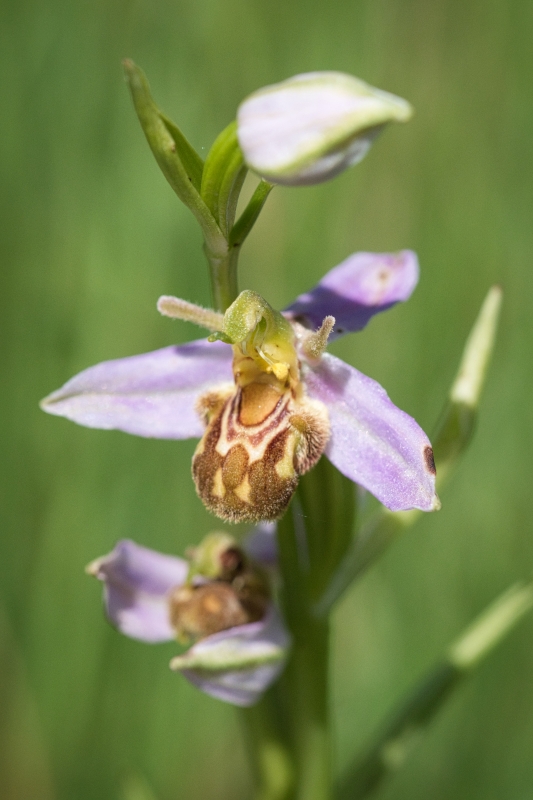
432,286 -> 502,483
237,71 -> 412,186
450,285 -> 502,408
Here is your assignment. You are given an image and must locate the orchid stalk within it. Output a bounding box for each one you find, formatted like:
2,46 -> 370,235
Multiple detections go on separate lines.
40,62 -> 527,800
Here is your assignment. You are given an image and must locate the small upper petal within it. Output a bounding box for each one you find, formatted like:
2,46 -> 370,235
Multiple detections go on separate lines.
302,353 -> 438,512
88,540 -> 188,642
285,251 -> 419,338
40,339 -> 233,439
171,606 -> 290,706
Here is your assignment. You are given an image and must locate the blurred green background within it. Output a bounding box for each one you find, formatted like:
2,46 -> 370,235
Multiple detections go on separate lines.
1,0 -> 533,798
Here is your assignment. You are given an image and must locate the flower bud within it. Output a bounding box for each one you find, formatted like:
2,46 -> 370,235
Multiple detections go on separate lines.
450,285 -> 502,409
237,71 -> 413,186
432,286 -> 502,485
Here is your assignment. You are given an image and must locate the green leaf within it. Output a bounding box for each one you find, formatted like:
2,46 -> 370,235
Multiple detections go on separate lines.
230,179 -> 274,247
201,121 -> 247,238
122,59 -> 224,252
160,112 -> 204,193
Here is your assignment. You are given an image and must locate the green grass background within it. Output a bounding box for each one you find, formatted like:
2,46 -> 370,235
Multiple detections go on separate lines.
1,0 -> 533,797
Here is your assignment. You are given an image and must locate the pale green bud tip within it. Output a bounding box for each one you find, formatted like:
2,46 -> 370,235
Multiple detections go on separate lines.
449,581 -> 533,670
237,71 -> 413,186
450,285 -> 503,408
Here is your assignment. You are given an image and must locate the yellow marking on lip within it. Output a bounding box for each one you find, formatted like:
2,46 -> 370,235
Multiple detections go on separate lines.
274,431 -> 298,480
212,468 -> 226,499
233,473 -> 252,504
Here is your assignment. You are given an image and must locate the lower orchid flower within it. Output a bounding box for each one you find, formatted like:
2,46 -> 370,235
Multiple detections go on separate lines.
87,527 -> 289,706
41,250 -> 439,522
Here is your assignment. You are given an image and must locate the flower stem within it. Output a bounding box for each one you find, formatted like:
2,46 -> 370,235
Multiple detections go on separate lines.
240,687 -> 296,800
283,617 -> 332,800
337,580 -> 533,799
276,509 -> 333,800
203,241 -> 241,312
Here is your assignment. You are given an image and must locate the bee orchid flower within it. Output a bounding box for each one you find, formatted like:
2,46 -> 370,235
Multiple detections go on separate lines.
41,250 -> 439,522
87,528 -> 289,707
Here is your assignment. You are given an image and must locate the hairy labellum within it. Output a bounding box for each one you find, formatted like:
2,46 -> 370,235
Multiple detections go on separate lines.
192,380 -> 329,522
169,582 -> 257,641
169,563 -> 271,641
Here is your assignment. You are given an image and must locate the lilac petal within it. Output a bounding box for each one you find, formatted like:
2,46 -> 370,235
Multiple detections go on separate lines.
171,607 -> 290,706
41,339 -> 233,439
285,251 -> 419,338
243,521 -> 278,567
303,353 -> 438,512
87,540 -> 188,643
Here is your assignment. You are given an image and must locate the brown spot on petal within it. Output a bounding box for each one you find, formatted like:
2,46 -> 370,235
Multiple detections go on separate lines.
424,446 -> 436,475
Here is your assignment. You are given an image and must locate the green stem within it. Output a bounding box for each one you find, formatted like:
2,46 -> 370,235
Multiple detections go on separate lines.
338,580 -> 533,799
203,241 -> 241,312
283,618 -> 332,800
240,687 -> 296,800
276,510 -> 333,800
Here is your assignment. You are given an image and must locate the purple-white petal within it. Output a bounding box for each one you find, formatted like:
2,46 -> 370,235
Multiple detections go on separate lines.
302,353 -> 438,512
88,540 -> 188,643
41,339 -> 233,439
285,251 -> 419,338
171,607 -> 290,706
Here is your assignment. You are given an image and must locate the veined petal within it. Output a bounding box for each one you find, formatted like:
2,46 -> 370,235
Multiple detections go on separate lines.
171,606 -> 290,706
87,540 -> 188,642
285,251 -> 419,338
40,339 -> 233,438
302,353 -> 438,512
